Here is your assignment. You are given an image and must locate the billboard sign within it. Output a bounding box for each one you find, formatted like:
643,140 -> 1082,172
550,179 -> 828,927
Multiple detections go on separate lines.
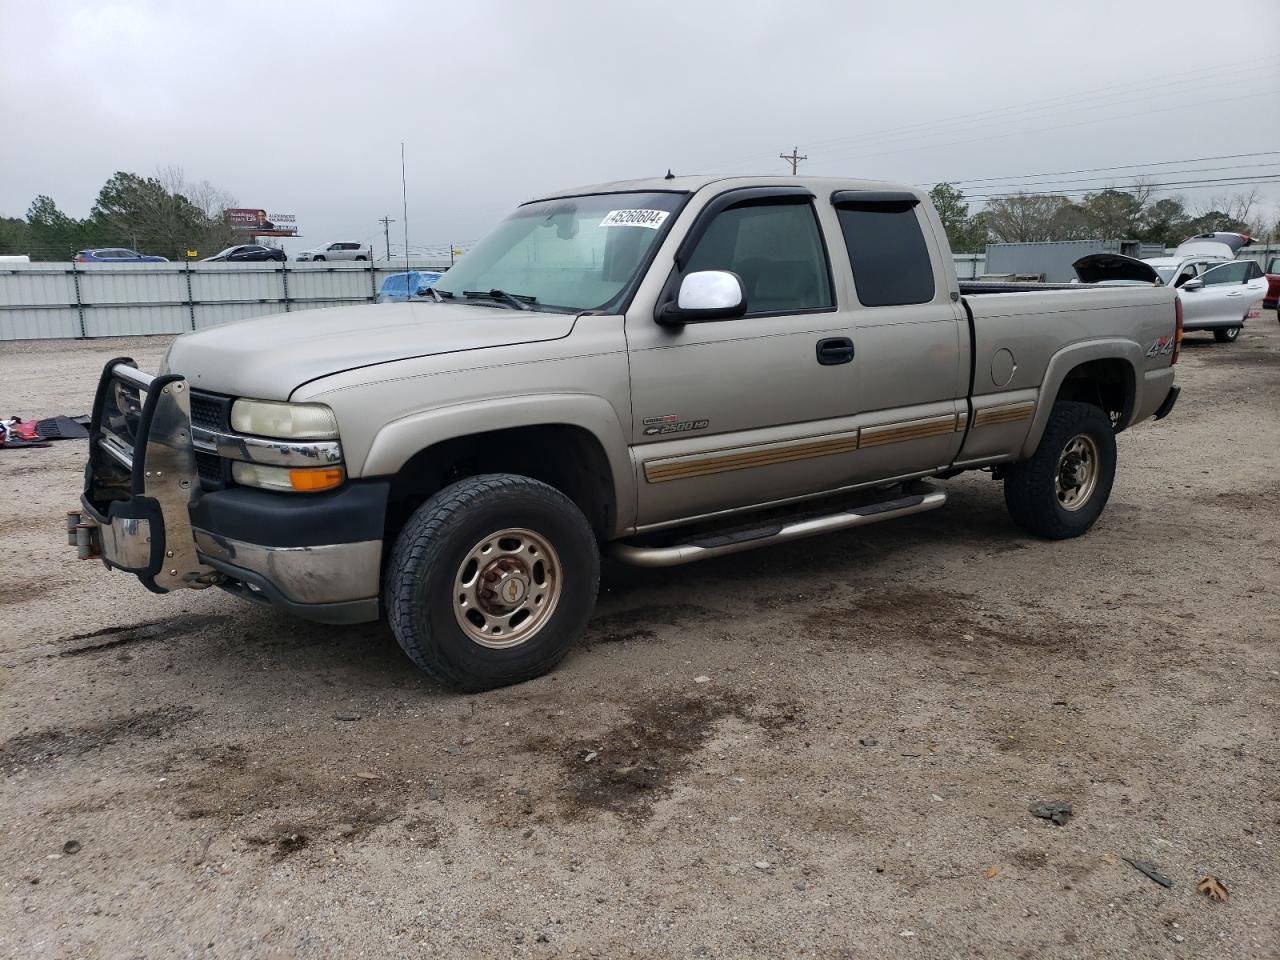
228,209 -> 298,237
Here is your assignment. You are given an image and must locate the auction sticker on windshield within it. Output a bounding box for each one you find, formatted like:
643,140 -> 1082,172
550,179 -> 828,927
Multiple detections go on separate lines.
600,209 -> 669,229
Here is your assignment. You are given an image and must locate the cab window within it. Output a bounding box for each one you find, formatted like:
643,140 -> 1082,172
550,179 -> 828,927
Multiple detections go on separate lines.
834,200 -> 935,307
683,200 -> 833,315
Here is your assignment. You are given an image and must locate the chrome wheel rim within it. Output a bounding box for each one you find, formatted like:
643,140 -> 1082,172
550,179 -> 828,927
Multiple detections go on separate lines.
453,528 -> 561,649
1055,434 -> 1099,512
1225,326 -> 1240,341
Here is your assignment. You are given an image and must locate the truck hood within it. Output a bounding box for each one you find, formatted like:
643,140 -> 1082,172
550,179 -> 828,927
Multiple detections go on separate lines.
164,301 -> 578,399
1073,253 -> 1161,285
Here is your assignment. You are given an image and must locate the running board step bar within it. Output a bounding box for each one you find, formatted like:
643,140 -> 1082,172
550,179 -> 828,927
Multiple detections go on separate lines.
611,482 -> 947,568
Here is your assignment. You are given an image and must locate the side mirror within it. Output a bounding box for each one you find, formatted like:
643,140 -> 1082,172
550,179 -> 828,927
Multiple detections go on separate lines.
1181,278 -> 1204,292
657,270 -> 747,325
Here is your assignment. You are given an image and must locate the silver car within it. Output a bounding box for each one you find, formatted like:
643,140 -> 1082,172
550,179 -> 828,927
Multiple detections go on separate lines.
296,241 -> 371,262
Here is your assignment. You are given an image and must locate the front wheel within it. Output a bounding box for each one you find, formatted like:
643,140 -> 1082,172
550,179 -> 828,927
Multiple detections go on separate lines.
1213,325 -> 1241,343
384,474 -> 600,691
313,255 -> 326,262
1003,401 -> 1117,540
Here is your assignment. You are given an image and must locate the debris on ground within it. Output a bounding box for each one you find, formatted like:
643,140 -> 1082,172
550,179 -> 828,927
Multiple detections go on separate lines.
859,737 -> 878,747
985,866 -> 998,879
693,675 -> 711,684
62,840 -> 81,855
1029,801 -> 1073,826
333,713 -> 361,722
1122,857 -> 1173,889
1197,875 -> 1229,902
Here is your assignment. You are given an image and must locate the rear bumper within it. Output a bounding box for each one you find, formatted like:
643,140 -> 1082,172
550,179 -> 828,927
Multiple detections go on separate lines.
72,358 -> 385,624
1153,384 -> 1179,421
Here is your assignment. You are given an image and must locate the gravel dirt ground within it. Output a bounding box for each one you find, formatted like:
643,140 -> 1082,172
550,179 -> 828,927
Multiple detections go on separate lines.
1,324 -> 1277,959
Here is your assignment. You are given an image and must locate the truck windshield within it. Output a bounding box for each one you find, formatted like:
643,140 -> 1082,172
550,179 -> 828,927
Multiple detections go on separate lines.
434,192 -> 686,312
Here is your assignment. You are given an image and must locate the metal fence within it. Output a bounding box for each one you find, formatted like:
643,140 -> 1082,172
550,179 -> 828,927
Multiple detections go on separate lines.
0,252 -> 1040,340
0,259 -> 453,341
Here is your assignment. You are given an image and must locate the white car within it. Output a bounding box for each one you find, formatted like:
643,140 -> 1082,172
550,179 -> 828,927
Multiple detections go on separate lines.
1176,258 -> 1268,343
1143,232 -> 1263,343
296,241 -> 371,262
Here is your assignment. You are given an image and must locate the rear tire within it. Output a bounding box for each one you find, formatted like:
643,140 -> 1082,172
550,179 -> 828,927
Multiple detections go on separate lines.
384,474 -> 600,691
355,255 -> 368,261
1003,401 -> 1116,540
1213,325 -> 1240,343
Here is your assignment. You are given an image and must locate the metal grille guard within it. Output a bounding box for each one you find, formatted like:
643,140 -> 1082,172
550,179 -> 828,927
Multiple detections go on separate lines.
73,356 -> 219,593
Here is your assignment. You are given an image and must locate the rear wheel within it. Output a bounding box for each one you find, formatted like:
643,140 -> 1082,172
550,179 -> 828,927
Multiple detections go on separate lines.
1213,325 -> 1241,343
1003,400 -> 1116,540
355,255 -> 368,261
384,474 -> 600,691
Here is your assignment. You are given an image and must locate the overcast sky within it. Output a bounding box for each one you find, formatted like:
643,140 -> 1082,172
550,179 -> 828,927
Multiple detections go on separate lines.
2,0 -> 1278,255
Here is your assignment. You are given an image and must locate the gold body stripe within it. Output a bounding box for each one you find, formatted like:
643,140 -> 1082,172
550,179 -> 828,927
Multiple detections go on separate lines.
858,414 -> 958,448
645,434 -> 858,483
973,400 -> 1036,428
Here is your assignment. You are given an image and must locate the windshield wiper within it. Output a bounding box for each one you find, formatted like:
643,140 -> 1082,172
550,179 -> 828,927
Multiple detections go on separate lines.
462,289 -> 535,311
427,287 -> 448,302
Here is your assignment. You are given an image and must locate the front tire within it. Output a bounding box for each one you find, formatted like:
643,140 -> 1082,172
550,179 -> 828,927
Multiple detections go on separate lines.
313,255 -> 326,262
1003,401 -> 1117,540
384,474 -> 600,691
1213,325 -> 1241,343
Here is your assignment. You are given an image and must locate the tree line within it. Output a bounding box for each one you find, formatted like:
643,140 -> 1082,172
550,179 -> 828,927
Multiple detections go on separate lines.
0,167 -> 241,261
929,182 -> 1269,253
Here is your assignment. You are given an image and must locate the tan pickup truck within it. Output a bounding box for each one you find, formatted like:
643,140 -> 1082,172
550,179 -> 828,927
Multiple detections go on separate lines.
71,175 -> 1181,690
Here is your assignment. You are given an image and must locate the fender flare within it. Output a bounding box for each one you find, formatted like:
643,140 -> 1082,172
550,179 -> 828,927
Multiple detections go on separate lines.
1020,339 -> 1143,459
359,393 -> 636,531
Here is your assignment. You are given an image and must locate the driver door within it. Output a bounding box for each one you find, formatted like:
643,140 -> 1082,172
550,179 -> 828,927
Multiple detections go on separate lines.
624,189 -> 858,528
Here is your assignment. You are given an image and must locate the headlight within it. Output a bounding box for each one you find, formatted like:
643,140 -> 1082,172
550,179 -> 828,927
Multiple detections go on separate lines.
230,399 -> 339,439
232,462 -> 345,493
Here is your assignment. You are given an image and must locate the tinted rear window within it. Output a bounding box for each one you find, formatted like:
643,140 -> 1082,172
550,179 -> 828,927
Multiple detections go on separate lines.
835,204 -> 935,306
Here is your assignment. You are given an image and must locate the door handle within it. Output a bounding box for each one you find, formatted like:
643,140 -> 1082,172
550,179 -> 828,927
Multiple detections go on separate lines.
816,337 -> 855,365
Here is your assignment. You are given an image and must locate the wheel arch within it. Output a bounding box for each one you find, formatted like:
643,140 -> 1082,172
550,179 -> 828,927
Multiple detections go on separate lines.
362,395 -> 635,541
1020,340 -> 1142,458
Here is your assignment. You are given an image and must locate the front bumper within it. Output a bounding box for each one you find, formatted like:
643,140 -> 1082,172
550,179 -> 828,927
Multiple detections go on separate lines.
71,358 -> 385,624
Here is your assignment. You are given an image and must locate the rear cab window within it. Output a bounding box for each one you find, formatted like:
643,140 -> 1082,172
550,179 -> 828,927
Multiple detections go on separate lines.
832,193 -> 935,307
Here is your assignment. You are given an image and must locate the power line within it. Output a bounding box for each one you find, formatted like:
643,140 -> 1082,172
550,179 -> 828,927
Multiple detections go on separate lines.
966,174 -> 1280,202
792,68 -> 1263,162
691,62 -> 1269,173
810,91 -> 1275,169
923,151 -> 1280,188
933,161 -> 1280,195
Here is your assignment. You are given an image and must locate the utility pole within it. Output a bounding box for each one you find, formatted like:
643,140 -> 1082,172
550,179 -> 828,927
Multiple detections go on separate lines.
779,146 -> 807,176
378,215 -> 396,261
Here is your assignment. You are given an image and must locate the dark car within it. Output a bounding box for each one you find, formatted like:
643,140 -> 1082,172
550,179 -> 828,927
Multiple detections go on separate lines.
201,245 -> 287,263
75,247 -> 168,263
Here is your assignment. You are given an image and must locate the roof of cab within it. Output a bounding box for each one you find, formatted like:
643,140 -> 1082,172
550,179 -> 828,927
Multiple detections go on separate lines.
528,175 -> 921,203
